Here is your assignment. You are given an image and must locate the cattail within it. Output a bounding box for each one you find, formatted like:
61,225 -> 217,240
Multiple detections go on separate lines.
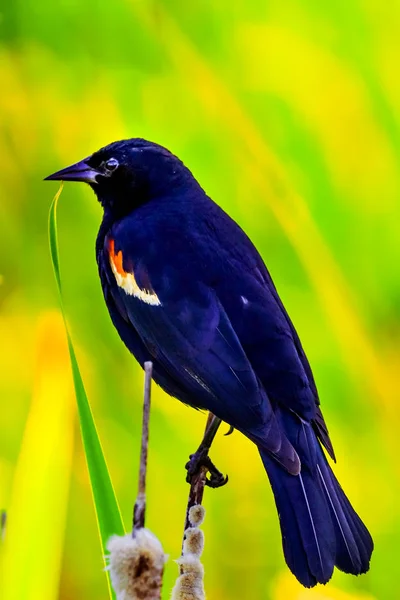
188,505 -> 205,528
183,527 -> 204,557
106,363 -> 166,599
107,529 -> 166,600
171,505 -> 206,600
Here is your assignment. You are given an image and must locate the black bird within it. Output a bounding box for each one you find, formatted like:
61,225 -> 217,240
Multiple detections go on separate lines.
46,138 -> 373,587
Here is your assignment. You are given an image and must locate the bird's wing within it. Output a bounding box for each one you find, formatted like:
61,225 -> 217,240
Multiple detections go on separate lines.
213,254 -> 335,460
253,264 -> 335,460
102,228 -> 300,474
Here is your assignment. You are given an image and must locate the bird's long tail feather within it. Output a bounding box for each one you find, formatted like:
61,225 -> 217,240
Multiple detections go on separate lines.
259,417 -> 373,587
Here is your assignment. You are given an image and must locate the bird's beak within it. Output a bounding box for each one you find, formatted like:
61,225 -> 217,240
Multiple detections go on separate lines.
44,158 -> 100,183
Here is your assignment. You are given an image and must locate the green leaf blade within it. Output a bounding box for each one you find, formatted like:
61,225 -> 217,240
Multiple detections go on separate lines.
48,185 -> 125,599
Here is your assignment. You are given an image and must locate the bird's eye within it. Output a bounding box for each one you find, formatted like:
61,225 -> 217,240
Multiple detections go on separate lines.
104,157 -> 119,174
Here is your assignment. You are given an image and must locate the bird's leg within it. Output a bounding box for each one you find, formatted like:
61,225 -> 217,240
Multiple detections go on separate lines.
185,413 -> 228,488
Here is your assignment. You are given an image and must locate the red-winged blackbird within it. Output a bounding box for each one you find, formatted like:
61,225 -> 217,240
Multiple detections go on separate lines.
46,138 -> 373,587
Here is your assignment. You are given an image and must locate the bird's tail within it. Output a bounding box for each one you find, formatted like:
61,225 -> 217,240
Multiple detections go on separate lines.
260,419 -> 373,587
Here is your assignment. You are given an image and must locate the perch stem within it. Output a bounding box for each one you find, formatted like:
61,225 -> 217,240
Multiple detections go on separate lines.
183,413 -> 221,533
0,510 -> 6,541
133,361 -> 153,533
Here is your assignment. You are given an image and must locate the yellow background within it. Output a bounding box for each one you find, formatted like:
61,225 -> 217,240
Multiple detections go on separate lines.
0,2 -> 398,598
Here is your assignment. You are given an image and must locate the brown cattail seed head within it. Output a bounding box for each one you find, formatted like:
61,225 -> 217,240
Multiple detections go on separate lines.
107,529 -> 166,600
171,505 -> 206,600
183,528 -> 204,557
188,505 -> 205,527
171,554 -> 205,600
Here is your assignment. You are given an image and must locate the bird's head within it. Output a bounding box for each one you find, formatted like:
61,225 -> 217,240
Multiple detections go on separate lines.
45,138 -> 197,216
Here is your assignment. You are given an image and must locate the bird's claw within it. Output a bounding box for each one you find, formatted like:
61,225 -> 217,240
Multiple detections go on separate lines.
185,451 -> 228,489
207,467 -> 229,488
224,425 -> 235,436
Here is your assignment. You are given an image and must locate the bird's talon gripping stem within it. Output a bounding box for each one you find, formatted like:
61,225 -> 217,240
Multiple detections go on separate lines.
185,447 -> 209,482
185,452 -> 228,488
205,457 -> 229,488
185,415 -> 228,488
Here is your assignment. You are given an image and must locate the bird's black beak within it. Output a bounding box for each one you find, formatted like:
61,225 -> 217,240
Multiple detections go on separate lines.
44,158 -> 100,183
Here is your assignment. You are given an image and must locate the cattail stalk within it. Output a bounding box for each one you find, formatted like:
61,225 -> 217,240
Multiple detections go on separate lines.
183,413 -> 221,533
133,361 -> 153,532
107,372 -> 225,600
171,504 -> 207,600
1,510 -> 6,542
107,361 -> 166,600
171,413 -> 223,600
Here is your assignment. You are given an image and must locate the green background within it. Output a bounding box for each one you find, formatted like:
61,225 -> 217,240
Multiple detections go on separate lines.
0,1 -> 398,599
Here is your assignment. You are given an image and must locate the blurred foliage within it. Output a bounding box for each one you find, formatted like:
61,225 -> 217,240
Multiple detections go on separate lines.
0,1 -> 399,599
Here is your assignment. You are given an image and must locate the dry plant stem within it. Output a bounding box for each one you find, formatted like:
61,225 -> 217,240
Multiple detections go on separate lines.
1,510 -> 6,541
133,361 -> 153,533
107,360 -> 165,600
183,413 -> 221,533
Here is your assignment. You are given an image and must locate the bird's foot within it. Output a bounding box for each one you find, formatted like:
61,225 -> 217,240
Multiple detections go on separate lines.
185,448 -> 228,489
